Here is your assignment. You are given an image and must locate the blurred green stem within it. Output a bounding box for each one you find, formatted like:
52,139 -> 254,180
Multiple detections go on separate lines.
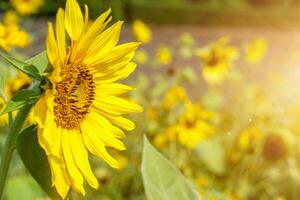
0,105 -> 32,199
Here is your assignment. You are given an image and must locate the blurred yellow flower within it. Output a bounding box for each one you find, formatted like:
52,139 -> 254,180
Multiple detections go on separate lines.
0,73 -> 31,126
0,23 -> 29,52
162,85 -> 187,110
132,20 -> 152,44
197,37 -> 239,84
238,126 -> 262,151
11,0 -> 44,15
156,46 -> 172,66
245,38 -> 267,63
153,133 -> 168,149
113,154 -> 128,170
3,10 -> 19,25
5,73 -> 31,98
175,101 -> 215,149
195,175 -> 210,187
179,33 -> 194,46
146,107 -> 157,120
134,50 -> 149,64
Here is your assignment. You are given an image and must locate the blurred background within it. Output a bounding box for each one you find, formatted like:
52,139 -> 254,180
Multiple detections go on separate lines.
1,0 -> 300,200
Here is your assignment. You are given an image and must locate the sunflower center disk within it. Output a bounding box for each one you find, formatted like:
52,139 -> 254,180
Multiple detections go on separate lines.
53,63 -> 95,130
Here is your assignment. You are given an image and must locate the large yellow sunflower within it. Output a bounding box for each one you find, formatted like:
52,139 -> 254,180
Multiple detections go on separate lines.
32,0 -> 142,198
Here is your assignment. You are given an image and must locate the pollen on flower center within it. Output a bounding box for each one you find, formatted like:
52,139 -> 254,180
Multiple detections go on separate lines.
53,63 -> 95,130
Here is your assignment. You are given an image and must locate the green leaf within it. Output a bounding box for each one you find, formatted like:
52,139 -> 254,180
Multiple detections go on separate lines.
1,88 -> 41,114
26,51 -> 49,73
142,136 -> 200,200
0,52 -> 42,81
16,125 -> 60,199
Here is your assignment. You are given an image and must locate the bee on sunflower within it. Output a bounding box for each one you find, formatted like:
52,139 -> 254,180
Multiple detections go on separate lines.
196,37 -> 239,85
28,0 -> 142,198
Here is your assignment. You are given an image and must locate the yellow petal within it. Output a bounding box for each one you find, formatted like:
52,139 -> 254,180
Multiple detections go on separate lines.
102,115 -> 136,131
81,124 -> 119,169
61,129 -> 85,195
69,130 -> 99,189
86,21 -> 123,61
37,112 -> 62,160
65,0 -> 84,41
48,156 -> 70,199
93,95 -> 143,115
46,22 -> 58,66
85,42 -> 139,66
77,9 -> 111,52
56,8 -> 66,62
95,83 -> 133,96
83,4 -> 89,32
83,112 -> 126,150
31,95 -> 48,128
94,62 -> 137,83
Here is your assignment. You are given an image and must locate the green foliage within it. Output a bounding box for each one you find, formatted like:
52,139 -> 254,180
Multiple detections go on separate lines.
16,125 -> 60,199
26,51 -> 49,74
0,53 -> 42,81
1,88 -> 42,115
142,137 -> 199,200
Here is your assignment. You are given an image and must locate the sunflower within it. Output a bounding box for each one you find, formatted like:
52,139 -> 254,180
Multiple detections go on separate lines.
162,85 -> 187,110
197,37 -> 238,84
3,10 -> 19,26
32,0 -> 142,198
174,101 -> 215,149
10,0 -> 44,15
155,101 -> 214,149
155,46 -> 172,66
0,23 -> 29,52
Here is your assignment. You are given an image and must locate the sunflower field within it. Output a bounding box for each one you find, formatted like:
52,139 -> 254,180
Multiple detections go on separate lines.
0,0 -> 300,200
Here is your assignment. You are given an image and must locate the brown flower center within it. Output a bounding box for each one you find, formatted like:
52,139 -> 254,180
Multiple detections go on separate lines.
53,63 -> 95,130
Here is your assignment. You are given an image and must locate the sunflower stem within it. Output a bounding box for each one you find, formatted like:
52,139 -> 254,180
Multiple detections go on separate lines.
0,104 -> 32,199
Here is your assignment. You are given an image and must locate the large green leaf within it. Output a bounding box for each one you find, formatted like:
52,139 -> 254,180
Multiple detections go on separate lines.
26,51 -> 49,73
16,125 -> 60,199
1,88 -> 41,115
0,52 -> 42,81
142,137 -> 200,200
